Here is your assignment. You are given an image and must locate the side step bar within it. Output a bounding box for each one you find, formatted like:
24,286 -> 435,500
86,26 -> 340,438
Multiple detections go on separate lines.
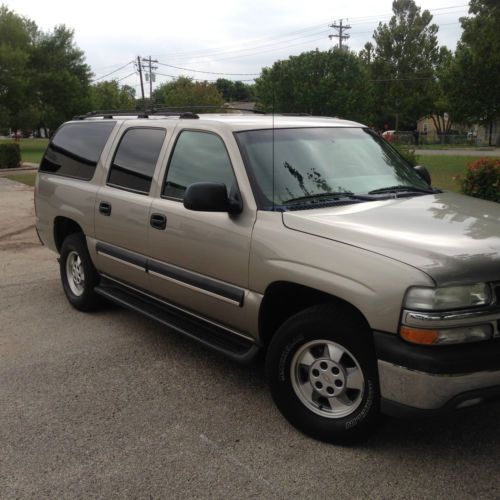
94,278 -> 260,364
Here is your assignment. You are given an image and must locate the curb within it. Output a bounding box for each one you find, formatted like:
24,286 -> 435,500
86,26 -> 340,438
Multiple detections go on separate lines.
0,163 -> 38,174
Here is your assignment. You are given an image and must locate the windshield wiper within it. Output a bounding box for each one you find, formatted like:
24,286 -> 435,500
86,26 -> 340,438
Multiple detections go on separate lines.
285,191 -> 362,204
368,185 -> 438,195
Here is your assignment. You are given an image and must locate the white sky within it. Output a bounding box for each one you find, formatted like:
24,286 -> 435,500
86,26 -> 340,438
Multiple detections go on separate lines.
5,0 -> 469,95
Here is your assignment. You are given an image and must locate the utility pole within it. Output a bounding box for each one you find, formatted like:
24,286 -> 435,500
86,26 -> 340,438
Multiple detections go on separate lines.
329,19 -> 351,49
136,56 -> 145,107
142,56 -> 158,107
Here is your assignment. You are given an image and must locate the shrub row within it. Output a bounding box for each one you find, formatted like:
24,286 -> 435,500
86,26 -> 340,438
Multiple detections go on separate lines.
0,143 -> 21,168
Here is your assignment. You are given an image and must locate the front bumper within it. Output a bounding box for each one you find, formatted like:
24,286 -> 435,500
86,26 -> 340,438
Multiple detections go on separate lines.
374,331 -> 500,416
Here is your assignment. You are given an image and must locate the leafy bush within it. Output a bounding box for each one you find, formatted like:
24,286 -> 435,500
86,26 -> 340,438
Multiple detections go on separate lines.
0,143 -> 21,168
394,144 -> 418,167
461,158 -> 500,203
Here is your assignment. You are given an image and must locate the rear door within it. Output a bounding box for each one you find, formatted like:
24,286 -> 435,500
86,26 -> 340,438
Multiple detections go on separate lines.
93,125 -> 169,290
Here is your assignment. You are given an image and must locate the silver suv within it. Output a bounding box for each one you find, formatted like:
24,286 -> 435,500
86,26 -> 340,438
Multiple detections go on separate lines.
35,111 -> 500,444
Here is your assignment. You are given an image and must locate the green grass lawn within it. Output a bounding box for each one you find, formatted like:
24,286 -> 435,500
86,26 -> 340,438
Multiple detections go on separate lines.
5,172 -> 37,186
418,155 -> 500,192
416,144 -> 496,150
0,138 -> 48,164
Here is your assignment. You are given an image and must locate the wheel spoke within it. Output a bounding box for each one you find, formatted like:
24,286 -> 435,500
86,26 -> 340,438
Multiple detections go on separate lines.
299,350 -> 316,367
328,393 -> 351,411
298,381 -> 314,401
325,343 -> 343,363
346,367 -> 364,390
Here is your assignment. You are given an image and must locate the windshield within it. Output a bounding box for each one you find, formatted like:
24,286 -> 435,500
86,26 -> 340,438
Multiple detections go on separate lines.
236,127 -> 431,208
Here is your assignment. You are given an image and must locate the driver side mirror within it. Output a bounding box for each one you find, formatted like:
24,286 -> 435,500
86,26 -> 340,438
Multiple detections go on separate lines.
183,182 -> 243,214
414,165 -> 431,185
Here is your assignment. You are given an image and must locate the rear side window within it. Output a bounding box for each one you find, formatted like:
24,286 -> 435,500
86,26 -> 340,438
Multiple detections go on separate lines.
40,121 -> 116,180
163,130 -> 236,199
107,128 -> 166,194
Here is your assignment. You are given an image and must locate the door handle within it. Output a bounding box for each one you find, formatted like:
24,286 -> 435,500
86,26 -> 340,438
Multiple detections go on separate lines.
99,201 -> 112,216
150,213 -> 167,230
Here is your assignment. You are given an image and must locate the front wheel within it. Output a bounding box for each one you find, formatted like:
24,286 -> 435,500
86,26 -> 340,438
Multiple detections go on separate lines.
60,233 -> 101,311
266,304 -> 380,444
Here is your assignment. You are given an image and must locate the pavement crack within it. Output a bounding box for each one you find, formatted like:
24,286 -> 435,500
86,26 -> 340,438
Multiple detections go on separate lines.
199,433 -> 274,490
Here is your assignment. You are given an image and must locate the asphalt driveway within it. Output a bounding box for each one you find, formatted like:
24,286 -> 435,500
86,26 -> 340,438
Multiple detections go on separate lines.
1,177 -> 499,498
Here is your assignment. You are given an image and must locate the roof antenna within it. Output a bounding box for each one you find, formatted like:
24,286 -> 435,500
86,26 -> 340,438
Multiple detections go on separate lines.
272,79 -> 275,212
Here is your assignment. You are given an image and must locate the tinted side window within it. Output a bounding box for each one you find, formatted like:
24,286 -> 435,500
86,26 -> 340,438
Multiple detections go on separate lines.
163,131 -> 236,199
107,128 -> 166,194
40,121 -> 116,180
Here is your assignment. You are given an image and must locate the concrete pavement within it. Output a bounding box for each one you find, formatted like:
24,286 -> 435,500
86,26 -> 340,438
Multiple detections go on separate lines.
1,177 -> 499,498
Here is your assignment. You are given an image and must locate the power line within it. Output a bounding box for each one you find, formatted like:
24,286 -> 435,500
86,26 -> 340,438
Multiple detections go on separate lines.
91,61 -> 134,82
116,72 -> 137,83
154,23 -> 331,60
153,3 -> 467,62
156,62 -> 258,76
155,72 -> 255,83
87,3 -> 467,84
370,77 -> 434,82
164,28 -> 331,63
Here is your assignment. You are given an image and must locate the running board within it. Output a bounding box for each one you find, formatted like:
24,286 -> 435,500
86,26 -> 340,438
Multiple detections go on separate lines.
94,278 -> 260,364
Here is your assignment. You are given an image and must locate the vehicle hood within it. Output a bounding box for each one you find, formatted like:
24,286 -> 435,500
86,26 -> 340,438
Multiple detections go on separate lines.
282,192 -> 500,286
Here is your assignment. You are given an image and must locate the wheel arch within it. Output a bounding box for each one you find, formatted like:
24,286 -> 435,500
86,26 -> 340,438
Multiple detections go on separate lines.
258,281 -> 371,348
53,216 -> 84,253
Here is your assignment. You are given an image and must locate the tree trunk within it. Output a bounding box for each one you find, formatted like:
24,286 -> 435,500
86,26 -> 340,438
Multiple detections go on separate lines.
489,120 -> 493,146
430,115 -> 442,143
395,112 -> 399,133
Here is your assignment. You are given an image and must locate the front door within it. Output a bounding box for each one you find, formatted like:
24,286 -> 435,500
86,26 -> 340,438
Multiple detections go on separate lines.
147,129 -> 256,333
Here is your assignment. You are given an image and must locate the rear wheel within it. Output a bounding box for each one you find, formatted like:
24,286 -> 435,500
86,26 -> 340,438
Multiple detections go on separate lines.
60,233 -> 100,311
266,304 -> 380,444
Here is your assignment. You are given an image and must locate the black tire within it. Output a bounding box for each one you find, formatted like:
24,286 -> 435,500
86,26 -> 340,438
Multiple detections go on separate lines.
266,304 -> 380,444
59,233 -> 101,311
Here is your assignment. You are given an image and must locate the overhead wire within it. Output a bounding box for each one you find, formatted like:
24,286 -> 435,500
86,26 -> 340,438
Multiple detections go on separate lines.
89,3 -> 467,87
92,61 -> 134,82
156,62 -> 258,76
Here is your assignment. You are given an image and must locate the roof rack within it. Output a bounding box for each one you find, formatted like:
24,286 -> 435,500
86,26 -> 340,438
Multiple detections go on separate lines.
72,104 -> 266,120
151,105 -> 266,115
72,109 -> 200,120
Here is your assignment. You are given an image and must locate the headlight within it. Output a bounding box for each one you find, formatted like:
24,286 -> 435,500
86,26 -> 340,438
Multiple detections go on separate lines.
404,284 -> 491,310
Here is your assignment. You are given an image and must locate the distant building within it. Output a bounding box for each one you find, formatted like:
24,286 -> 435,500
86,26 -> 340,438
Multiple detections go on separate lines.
417,114 -> 500,146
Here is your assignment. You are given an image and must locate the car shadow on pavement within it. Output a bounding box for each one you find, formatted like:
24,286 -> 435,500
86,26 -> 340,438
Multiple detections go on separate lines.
95,306 -> 500,453
365,401 -> 500,451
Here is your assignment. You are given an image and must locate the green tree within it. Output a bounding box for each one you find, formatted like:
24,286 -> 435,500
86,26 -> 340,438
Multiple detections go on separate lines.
0,6 -> 92,134
153,77 -> 224,111
443,0 -> 500,145
370,0 -> 440,130
215,78 -> 253,102
0,5 -> 37,131
30,25 -> 92,133
90,80 -> 136,110
254,48 -> 371,121
427,47 -> 454,139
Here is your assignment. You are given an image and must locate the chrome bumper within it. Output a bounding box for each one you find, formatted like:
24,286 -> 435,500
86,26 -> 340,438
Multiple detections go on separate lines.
378,360 -> 500,411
